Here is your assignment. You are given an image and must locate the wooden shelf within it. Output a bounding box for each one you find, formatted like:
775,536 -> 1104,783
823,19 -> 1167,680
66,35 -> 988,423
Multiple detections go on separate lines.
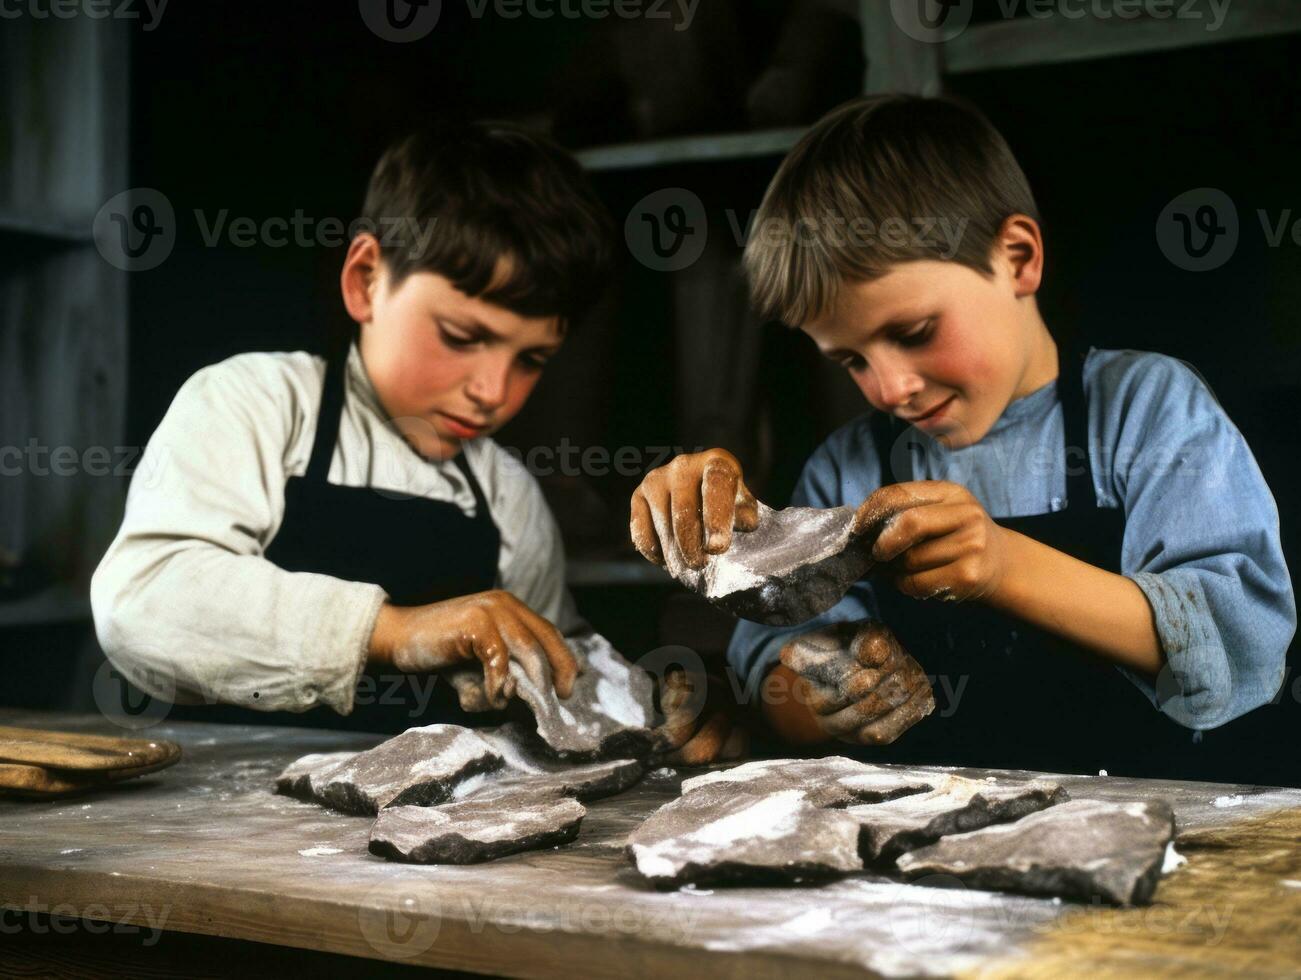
0,211 -> 94,245
566,559 -> 671,587
946,1 -> 1301,76
575,127 -> 806,171
0,585 -> 92,628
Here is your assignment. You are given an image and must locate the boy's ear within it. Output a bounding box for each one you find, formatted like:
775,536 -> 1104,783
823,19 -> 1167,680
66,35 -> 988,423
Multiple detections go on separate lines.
341,233 -> 383,325
993,214 -> 1044,298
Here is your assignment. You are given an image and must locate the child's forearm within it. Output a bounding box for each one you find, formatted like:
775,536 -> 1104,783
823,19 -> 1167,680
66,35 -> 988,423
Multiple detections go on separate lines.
988,528 -> 1165,676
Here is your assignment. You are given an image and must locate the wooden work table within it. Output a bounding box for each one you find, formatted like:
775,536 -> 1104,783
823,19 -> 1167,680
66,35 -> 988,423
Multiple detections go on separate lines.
2,709 -> 1299,978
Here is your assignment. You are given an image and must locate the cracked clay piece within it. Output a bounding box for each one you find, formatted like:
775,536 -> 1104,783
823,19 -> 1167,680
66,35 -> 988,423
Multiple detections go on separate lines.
656,502 -> 878,626
274,750 -> 358,801
452,722 -> 646,802
369,790 -> 587,865
312,725 -> 503,815
626,782 -> 863,887
896,798 -> 1176,906
850,774 -> 1069,864
681,757 -> 935,809
450,635 -> 656,760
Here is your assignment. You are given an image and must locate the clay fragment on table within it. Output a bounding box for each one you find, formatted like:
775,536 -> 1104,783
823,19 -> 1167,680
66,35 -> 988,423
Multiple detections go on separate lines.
312,725 -> 503,815
450,635 -> 657,760
896,798 -> 1176,906
274,750 -> 358,801
848,774 -> 1069,864
626,782 -> 863,887
681,757 -> 935,808
453,723 -> 645,802
653,501 -> 876,627
370,789 -> 587,865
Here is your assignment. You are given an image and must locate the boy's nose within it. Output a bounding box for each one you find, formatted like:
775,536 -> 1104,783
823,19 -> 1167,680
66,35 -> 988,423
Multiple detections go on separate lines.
872,362 -> 924,411
466,357 -> 511,412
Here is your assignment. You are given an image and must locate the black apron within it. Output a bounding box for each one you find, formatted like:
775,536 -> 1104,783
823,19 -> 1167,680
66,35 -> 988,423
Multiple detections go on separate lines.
172,348 -> 504,734
853,340 -> 1204,779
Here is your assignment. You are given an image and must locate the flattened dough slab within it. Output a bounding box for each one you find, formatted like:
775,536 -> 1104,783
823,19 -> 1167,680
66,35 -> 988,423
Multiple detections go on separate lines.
312,725 -> 503,815
896,798 -> 1176,906
370,791 -> 586,865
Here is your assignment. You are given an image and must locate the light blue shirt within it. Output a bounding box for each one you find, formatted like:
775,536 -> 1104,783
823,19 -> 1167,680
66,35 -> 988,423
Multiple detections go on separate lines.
728,347 -> 1295,731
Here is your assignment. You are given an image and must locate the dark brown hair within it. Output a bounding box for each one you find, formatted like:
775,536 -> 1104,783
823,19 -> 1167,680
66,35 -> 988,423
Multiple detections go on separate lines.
360,121 -> 613,327
744,94 -> 1039,326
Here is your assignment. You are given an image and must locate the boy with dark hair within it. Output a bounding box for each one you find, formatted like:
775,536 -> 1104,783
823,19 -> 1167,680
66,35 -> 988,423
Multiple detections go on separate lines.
631,95 -> 1295,777
92,122 -> 637,734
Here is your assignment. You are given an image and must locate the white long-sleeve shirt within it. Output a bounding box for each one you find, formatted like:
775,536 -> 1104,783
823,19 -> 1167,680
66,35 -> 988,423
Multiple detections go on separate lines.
91,345 -> 584,715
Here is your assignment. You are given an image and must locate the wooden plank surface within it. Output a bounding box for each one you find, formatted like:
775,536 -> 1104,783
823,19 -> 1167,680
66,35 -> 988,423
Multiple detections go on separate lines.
1,710 -> 1298,979
946,0 -> 1301,76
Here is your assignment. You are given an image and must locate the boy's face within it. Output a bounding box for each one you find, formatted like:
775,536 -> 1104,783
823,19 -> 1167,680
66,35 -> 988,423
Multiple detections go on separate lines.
357,261 -> 563,460
802,257 -> 1052,449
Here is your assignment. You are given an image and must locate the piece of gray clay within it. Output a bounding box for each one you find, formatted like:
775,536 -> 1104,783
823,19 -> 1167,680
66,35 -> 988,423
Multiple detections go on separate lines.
370,790 -> 587,865
849,774 -> 1069,864
896,798 -> 1176,906
312,725 -> 503,815
274,750 -> 358,801
654,502 -> 878,627
626,782 -> 864,888
681,757 -> 935,809
449,634 -> 657,760
452,723 -> 645,802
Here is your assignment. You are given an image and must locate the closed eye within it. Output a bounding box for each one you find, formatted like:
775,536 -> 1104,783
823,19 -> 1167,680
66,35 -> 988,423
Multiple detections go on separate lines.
897,319 -> 935,347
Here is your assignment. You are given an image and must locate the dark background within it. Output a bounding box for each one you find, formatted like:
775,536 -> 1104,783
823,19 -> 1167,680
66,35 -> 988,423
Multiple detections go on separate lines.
5,0 -> 1299,784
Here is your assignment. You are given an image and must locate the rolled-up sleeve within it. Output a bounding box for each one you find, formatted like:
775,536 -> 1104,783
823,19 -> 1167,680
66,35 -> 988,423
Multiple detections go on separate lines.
1109,356 -> 1295,729
90,358 -> 385,715
726,427 -> 883,692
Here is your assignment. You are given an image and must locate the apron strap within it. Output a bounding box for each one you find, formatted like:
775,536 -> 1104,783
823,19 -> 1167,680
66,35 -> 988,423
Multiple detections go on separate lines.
452,452 -> 493,523
1054,338 -> 1098,514
306,346 -> 496,523
305,351 -> 348,483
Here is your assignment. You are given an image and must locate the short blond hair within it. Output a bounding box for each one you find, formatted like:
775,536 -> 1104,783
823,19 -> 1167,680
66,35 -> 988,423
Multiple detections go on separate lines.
744,94 -> 1040,326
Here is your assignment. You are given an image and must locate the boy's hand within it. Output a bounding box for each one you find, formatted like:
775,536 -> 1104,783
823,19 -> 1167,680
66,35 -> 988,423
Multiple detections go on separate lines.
630,449 -> 759,570
653,668 -> 750,766
769,621 -> 934,745
855,481 -> 1010,604
368,592 -> 579,710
